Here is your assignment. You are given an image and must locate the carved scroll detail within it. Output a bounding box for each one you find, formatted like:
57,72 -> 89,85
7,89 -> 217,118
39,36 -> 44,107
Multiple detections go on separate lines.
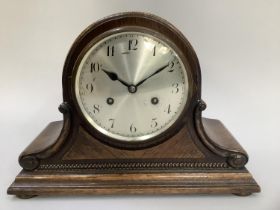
19,102 -> 71,171
194,100 -> 248,169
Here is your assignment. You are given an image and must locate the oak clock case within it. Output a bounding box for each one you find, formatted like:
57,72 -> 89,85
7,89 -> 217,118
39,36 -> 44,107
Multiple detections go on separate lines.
8,12 -> 260,198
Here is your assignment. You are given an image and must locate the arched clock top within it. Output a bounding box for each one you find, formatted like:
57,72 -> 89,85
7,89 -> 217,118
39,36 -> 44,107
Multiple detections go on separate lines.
60,12 -> 203,148
62,12 -> 202,104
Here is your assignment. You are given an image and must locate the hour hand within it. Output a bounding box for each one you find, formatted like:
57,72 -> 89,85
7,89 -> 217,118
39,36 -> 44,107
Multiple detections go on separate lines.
101,68 -> 130,87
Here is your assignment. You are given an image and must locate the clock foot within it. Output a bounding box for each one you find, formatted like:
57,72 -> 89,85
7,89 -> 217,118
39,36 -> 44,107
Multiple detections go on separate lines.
16,194 -> 37,199
233,192 -> 252,196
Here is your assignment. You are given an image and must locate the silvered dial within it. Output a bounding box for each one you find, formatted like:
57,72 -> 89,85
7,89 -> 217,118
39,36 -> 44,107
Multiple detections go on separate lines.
75,31 -> 189,142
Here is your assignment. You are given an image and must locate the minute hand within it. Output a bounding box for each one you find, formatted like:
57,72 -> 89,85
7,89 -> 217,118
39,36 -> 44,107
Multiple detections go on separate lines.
136,63 -> 169,87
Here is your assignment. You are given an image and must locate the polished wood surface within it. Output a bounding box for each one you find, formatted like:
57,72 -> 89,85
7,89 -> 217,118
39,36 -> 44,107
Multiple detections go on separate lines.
8,118 -> 260,197
8,170 -> 259,196
7,12 -> 260,198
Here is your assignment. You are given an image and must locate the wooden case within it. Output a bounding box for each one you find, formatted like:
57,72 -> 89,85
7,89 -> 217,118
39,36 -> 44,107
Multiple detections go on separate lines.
7,12 -> 260,198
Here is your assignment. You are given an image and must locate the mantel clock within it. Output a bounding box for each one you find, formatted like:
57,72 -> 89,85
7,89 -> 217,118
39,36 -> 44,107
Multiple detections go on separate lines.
8,12 -> 260,198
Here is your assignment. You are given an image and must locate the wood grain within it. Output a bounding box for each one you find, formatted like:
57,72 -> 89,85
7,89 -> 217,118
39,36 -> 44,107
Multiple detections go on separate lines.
7,12 -> 260,198
8,170 -> 260,196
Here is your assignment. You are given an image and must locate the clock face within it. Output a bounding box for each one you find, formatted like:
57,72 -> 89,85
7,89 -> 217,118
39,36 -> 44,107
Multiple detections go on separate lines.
75,31 -> 189,142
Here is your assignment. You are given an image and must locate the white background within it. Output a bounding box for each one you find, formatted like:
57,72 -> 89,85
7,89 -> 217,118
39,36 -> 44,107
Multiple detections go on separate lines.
1,0 -> 279,209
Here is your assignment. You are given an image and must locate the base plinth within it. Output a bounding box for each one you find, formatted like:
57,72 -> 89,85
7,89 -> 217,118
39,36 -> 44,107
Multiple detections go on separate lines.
8,170 -> 260,197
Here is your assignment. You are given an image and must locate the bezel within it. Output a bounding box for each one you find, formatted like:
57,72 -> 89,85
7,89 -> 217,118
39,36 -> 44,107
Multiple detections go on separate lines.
62,12 -> 201,149
73,30 -> 189,142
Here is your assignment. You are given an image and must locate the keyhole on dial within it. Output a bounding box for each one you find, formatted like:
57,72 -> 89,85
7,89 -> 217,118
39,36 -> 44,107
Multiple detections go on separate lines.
151,97 -> 159,105
107,97 -> 114,105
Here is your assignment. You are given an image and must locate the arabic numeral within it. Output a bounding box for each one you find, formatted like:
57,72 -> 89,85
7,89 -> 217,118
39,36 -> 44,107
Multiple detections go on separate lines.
109,118 -> 115,128
166,104 -> 171,114
93,104 -> 100,114
90,62 -> 100,72
151,118 -> 158,128
153,45 -> 156,56
85,78 -> 95,93
107,45 -> 114,56
168,61 -> 175,72
128,39 -> 138,50
172,83 -> 179,93
86,83 -> 94,93
130,124 -> 137,133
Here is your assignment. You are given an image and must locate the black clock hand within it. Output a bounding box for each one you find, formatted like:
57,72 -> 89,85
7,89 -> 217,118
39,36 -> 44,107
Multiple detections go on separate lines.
136,63 -> 169,87
101,68 -> 130,87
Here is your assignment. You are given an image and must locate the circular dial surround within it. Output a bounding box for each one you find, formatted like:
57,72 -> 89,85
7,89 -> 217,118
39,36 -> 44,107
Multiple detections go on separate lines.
75,31 -> 189,142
